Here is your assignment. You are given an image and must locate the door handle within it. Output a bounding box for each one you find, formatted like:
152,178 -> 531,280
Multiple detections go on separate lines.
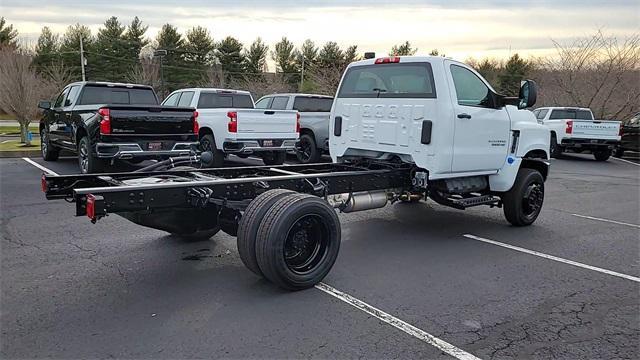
457,113 -> 471,119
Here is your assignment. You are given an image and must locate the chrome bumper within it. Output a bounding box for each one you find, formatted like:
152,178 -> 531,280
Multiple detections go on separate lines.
223,139 -> 297,154
96,142 -> 199,159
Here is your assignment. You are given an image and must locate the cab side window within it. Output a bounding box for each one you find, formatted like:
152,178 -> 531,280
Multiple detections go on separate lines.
65,86 -> 81,106
255,97 -> 272,109
54,88 -> 70,108
162,92 -> 181,106
177,91 -> 194,107
270,96 -> 289,110
450,65 -> 490,107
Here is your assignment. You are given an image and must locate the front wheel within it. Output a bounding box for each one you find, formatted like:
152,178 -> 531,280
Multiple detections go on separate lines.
593,150 -> 611,161
40,128 -> 59,161
255,194 -> 341,290
78,136 -> 104,174
262,151 -> 286,165
502,168 -> 545,226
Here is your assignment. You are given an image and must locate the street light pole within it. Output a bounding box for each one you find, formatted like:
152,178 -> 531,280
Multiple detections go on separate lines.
79,35 -> 86,81
153,49 -> 168,98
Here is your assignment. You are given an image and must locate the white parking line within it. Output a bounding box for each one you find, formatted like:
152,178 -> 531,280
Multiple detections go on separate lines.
611,157 -> 640,166
21,157 -> 59,176
315,282 -> 482,360
571,213 -> 640,229
463,234 -> 640,282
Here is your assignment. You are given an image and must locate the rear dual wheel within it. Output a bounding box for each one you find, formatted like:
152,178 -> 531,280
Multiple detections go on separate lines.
237,190 -> 341,290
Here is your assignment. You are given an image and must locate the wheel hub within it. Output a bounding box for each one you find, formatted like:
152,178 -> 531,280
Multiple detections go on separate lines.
283,215 -> 328,274
522,183 -> 543,217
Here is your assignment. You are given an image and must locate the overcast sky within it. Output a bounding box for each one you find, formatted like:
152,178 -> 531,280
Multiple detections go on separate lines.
3,0 -> 639,65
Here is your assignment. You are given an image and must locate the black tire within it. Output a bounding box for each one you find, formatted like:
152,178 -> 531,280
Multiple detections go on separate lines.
78,136 -> 104,174
593,150 -> 611,161
255,194 -> 341,291
502,168 -> 545,227
199,134 -> 225,168
296,134 -> 321,164
262,151 -> 286,166
613,147 -> 624,158
550,133 -> 562,158
40,128 -> 59,161
237,189 -> 295,276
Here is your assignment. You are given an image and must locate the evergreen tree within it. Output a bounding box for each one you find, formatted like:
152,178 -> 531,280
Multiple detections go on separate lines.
296,39 -> 318,71
317,41 -> 343,68
429,49 -> 445,57
498,53 -> 532,96
389,41 -> 417,56
343,45 -> 360,65
92,16 -> 128,81
124,17 -> 149,64
272,37 -> 298,84
0,17 -> 18,48
216,36 -> 245,81
33,27 -> 60,73
184,26 -> 214,83
156,23 -> 186,92
244,38 -> 269,78
59,24 -> 93,80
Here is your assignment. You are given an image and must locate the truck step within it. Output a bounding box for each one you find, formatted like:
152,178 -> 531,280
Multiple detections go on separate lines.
451,195 -> 501,209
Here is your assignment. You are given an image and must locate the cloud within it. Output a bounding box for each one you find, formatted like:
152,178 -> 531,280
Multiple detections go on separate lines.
4,0 -> 638,63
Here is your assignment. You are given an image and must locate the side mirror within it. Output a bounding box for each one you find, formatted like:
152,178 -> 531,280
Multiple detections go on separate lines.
38,100 -> 52,110
518,80 -> 537,109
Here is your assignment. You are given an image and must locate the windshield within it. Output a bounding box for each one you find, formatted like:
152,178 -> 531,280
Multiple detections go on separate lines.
197,93 -> 254,109
78,85 -> 158,105
549,109 -> 594,120
293,97 -> 333,112
337,63 -> 436,98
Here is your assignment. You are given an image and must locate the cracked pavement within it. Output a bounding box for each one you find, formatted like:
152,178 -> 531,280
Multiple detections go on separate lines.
1,154 -> 639,359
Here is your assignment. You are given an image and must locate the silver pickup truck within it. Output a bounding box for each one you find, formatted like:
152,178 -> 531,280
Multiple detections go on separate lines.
255,93 -> 333,163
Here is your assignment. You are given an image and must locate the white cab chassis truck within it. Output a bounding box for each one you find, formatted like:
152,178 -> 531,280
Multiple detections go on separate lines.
163,88 -> 299,166
42,56 -> 550,291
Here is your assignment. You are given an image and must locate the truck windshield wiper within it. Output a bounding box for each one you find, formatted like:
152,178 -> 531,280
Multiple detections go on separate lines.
372,88 -> 387,98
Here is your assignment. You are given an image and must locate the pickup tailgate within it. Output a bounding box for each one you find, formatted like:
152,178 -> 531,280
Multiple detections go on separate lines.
108,105 -> 195,135
235,109 -> 298,135
572,120 -> 621,140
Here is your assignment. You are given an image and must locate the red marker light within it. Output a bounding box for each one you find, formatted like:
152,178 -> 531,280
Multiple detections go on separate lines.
41,174 -> 47,192
374,57 -> 401,64
296,112 -> 301,133
86,194 -> 97,220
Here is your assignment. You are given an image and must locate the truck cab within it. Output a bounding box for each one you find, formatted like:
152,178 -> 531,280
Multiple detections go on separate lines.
330,55 -> 550,225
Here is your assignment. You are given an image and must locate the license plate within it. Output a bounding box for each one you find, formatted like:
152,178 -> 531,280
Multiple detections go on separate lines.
262,140 -> 274,147
148,142 -> 162,151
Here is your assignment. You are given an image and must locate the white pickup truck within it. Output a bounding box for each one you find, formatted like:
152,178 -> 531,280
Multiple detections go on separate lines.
162,88 -> 299,166
533,107 -> 621,161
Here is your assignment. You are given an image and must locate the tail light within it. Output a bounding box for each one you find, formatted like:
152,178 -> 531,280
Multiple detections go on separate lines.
98,108 -> 111,135
193,111 -> 200,134
227,111 -> 237,133
565,120 -> 573,134
374,56 -> 400,64
86,194 -> 97,220
41,174 -> 47,192
296,112 -> 301,133
619,126 -> 624,137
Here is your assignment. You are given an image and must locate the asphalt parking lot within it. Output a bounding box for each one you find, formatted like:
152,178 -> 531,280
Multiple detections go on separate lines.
1,154 -> 638,359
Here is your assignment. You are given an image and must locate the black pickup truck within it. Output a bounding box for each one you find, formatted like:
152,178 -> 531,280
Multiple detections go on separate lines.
38,82 -> 199,173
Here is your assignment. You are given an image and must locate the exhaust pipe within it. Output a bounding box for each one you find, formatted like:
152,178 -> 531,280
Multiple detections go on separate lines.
330,190 -> 388,213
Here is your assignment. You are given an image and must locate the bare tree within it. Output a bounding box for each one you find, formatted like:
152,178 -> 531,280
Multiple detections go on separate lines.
42,62 -> 75,98
306,65 -> 343,96
126,58 -> 160,90
232,73 -> 295,99
0,47 -> 48,145
535,30 -> 640,120
198,65 -> 227,89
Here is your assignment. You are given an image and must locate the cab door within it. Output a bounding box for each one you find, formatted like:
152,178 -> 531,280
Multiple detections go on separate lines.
445,61 -> 510,172
48,87 -> 70,146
